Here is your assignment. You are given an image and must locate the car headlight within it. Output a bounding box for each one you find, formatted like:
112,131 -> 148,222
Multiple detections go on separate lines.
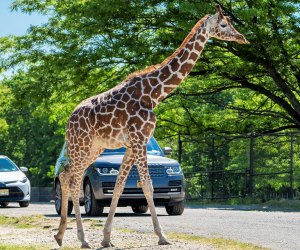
166,166 -> 182,175
20,177 -> 28,183
96,167 -> 119,175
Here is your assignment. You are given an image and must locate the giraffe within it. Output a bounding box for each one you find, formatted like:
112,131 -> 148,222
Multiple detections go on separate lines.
54,5 -> 248,248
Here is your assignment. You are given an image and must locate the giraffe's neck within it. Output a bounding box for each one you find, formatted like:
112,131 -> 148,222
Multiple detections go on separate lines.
141,15 -> 211,108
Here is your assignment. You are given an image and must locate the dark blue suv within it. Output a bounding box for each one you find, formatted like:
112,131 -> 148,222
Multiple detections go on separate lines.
54,137 -> 185,216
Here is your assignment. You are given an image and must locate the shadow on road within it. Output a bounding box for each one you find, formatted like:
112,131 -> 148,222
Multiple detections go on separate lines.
0,205 -> 20,209
51,245 -> 159,250
45,212 -> 168,218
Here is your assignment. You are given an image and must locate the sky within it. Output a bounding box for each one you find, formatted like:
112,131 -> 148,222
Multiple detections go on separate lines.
0,0 -> 48,37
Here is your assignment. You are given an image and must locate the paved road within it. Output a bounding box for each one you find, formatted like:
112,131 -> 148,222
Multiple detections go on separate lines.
0,202 -> 299,250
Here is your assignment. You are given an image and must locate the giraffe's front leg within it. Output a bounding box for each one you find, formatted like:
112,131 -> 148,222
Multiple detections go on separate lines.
133,143 -> 171,245
141,178 -> 171,245
101,148 -> 134,247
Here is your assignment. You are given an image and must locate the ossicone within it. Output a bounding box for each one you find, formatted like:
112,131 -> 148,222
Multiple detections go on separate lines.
215,4 -> 223,15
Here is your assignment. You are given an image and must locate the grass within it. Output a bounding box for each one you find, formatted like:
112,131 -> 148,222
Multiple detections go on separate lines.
0,245 -> 82,250
88,220 -> 104,229
187,198 -> 300,211
187,197 -> 261,206
113,227 -> 267,249
0,245 -> 40,250
116,227 -> 137,233
0,214 -> 106,230
168,232 -> 269,250
0,215 -> 84,250
262,199 -> 300,211
0,215 -> 46,229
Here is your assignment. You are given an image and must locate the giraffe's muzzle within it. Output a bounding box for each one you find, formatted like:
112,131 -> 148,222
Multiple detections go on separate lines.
235,34 -> 249,44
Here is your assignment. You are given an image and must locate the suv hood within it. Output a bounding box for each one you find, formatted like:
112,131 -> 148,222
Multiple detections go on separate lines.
93,154 -> 179,167
0,170 -> 25,183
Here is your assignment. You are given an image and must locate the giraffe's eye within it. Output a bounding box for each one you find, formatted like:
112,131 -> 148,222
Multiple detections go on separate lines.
220,23 -> 227,28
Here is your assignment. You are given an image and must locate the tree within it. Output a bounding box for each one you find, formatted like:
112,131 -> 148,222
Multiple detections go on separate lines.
0,80 -> 63,186
0,85 -> 10,147
2,0 -> 300,133
0,0 -> 299,189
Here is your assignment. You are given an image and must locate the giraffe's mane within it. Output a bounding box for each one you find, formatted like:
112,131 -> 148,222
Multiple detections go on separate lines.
124,14 -> 210,81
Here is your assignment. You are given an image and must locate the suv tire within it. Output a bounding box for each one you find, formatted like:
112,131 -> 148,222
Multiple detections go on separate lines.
131,205 -> 148,214
165,201 -> 185,215
19,201 -> 29,207
84,180 -> 104,216
55,180 -> 73,215
0,202 -> 9,207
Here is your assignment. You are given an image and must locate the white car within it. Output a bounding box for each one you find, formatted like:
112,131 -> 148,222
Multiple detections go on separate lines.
0,155 -> 31,207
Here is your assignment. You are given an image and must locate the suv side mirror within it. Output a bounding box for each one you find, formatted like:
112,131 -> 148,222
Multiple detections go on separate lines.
163,147 -> 172,156
20,167 -> 28,173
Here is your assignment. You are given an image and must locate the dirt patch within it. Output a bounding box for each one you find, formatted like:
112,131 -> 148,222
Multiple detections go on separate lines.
0,217 -> 213,249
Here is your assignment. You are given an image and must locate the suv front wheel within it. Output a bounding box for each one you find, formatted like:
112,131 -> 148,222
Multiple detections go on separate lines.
165,201 -> 185,216
131,205 -> 148,214
55,180 -> 73,215
0,202 -> 9,207
19,201 -> 29,207
84,180 -> 104,216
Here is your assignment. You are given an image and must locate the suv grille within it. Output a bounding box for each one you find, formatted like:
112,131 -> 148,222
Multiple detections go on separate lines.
103,187 -> 181,195
102,182 -> 115,188
169,180 -> 182,186
128,165 -> 165,179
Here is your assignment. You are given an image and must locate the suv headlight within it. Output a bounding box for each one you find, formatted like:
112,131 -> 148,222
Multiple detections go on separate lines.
166,166 -> 182,175
96,167 -> 119,175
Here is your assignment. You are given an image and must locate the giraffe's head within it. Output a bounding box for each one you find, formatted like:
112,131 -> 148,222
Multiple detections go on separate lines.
208,5 -> 249,44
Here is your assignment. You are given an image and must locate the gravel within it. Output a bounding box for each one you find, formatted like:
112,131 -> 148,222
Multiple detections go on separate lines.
1,202 -> 300,249
0,203 -> 212,249
0,224 -> 211,249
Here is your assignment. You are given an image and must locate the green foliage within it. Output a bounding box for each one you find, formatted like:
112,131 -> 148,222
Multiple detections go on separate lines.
0,0 -> 300,194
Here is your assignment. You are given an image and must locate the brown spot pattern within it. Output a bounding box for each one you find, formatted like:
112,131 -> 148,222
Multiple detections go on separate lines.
56,10 -> 248,248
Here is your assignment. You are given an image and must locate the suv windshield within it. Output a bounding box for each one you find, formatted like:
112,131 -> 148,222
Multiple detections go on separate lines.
0,158 -> 19,172
101,137 -> 164,156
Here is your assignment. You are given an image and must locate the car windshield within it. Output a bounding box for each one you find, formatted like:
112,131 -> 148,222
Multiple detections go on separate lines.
0,158 -> 19,172
101,137 -> 164,156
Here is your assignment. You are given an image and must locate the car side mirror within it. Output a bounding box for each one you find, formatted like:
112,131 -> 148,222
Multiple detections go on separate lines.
163,147 -> 172,156
20,167 -> 28,173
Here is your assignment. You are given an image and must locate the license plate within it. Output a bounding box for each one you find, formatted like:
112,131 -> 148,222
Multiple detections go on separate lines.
137,180 -> 143,188
0,189 -> 9,196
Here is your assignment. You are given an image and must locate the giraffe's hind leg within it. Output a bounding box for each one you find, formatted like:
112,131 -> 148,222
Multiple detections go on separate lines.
70,147 -> 103,248
70,178 -> 91,248
54,171 -> 70,246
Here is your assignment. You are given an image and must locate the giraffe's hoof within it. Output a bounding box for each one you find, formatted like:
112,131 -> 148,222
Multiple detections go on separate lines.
101,240 -> 115,248
81,241 -> 91,249
54,234 -> 62,246
158,238 -> 171,245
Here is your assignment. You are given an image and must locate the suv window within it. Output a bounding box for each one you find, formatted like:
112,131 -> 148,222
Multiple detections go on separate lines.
61,137 -> 164,157
101,137 -> 164,156
0,158 -> 18,172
